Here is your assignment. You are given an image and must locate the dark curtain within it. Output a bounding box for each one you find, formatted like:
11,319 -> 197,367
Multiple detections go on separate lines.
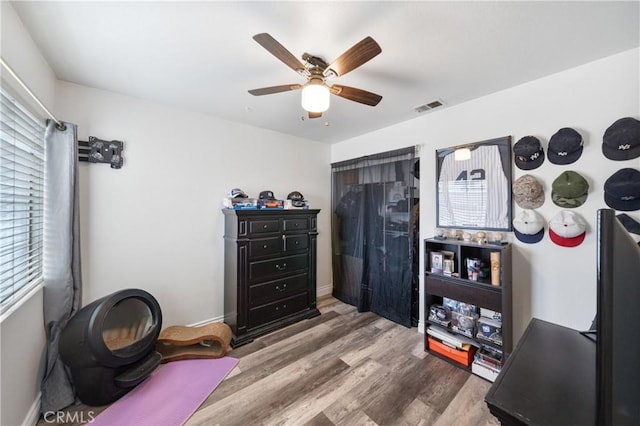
331,147 -> 418,327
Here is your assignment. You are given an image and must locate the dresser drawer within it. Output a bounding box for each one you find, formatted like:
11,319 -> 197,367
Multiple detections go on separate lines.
247,292 -> 309,328
248,219 -> 280,235
249,254 -> 308,281
284,234 -> 308,252
283,218 -> 308,232
249,237 -> 283,258
249,273 -> 308,307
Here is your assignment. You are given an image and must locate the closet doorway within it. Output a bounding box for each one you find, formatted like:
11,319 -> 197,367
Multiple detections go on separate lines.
331,147 -> 419,327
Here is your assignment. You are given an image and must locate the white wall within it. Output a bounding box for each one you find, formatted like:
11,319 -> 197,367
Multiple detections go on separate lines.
53,82 -> 332,328
1,3 -> 57,426
332,48 -> 640,343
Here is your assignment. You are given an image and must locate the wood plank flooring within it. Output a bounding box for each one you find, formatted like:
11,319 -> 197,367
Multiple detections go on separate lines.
40,297 -> 499,426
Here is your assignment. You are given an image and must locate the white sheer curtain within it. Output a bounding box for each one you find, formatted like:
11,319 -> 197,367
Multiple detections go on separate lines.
40,120 -> 82,413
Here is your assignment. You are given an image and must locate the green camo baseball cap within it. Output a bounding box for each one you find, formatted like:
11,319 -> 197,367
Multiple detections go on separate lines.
552,171 -> 589,208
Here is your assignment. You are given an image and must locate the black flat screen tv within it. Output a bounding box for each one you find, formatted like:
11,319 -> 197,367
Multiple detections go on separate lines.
596,209 -> 640,425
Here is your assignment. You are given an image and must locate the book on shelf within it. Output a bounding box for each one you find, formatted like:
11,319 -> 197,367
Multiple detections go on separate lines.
426,325 -> 480,350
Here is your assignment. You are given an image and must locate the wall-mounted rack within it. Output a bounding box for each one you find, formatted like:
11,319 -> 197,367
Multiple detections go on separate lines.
79,136 -> 123,169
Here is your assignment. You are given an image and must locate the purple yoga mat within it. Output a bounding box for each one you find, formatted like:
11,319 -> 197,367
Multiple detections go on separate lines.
91,357 -> 239,426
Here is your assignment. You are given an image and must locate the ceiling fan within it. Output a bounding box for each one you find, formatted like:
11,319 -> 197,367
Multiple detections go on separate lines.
248,33 -> 382,119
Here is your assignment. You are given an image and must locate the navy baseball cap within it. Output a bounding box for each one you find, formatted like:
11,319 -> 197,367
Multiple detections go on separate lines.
548,128 -> 583,165
617,213 -> 640,235
604,168 -> 640,211
259,190 -> 276,200
514,136 -> 545,170
602,117 -> 640,161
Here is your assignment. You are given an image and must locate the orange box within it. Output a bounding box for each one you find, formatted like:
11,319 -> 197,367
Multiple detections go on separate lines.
427,337 -> 476,367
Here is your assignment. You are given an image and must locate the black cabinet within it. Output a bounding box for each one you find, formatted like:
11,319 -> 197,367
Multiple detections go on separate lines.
223,209 -> 321,347
424,238 -> 512,375
485,319 -> 596,425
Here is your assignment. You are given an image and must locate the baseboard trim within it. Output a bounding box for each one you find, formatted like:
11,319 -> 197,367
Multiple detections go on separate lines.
188,315 -> 225,327
317,283 -> 332,298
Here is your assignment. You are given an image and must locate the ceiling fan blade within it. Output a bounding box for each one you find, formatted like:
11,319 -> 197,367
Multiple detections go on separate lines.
324,36 -> 381,77
330,84 -> 382,106
248,84 -> 302,96
308,111 -> 322,119
253,33 -> 306,73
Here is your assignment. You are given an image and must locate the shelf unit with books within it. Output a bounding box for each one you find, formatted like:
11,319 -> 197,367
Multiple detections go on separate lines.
424,238 -> 512,381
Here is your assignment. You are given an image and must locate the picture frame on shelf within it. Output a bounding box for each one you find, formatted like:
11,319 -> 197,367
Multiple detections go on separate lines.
430,251 -> 444,273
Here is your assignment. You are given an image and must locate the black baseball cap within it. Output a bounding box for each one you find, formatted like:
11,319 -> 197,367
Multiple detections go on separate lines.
617,213 -> 640,235
287,191 -> 305,207
548,128 -> 583,165
514,136 -> 545,170
604,168 -> 640,211
259,190 -> 276,200
602,117 -> 640,161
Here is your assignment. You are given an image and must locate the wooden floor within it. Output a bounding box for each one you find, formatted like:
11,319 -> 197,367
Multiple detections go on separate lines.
42,297 -> 499,426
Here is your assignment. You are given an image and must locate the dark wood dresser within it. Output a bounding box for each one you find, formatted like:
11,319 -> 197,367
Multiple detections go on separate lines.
222,209 -> 321,347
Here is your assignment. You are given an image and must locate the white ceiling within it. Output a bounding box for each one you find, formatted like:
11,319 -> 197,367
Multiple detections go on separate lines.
10,1 -> 640,144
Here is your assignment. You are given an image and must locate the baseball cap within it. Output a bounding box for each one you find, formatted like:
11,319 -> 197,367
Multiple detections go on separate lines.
604,168 -> 640,211
513,209 -> 545,244
548,128 -> 583,165
551,171 -> 589,208
617,213 -> 640,235
513,136 -> 545,170
259,190 -> 276,200
287,191 -> 306,207
513,175 -> 545,209
548,210 -> 587,247
229,188 -> 248,199
602,117 -> 640,161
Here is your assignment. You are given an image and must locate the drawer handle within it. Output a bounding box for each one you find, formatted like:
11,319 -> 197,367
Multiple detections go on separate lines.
263,244 -> 268,249
263,224 -> 268,229
275,283 -> 287,292
275,263 -> 287,271
275,304 -> 286,311
294,241 -> 299,245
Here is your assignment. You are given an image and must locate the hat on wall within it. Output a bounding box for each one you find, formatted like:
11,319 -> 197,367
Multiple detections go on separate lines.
602,117 -> 640,161
513,175 -> 545,209
551,171 -> 589,208
616,213 -> 640,235
513,209 -> 545,244
549,210 -> 587,247
513,136 -> 545,170
604,168 -> 640,211
548,128 -> 584,165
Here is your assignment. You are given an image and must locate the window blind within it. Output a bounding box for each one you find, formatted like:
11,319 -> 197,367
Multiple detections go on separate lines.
0,88 -> 45,309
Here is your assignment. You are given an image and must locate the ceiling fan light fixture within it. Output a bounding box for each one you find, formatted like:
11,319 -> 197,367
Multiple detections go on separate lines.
301,83 -> 330,113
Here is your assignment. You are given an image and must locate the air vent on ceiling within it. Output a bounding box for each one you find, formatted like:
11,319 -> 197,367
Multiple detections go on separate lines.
414,99 -> 444,113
